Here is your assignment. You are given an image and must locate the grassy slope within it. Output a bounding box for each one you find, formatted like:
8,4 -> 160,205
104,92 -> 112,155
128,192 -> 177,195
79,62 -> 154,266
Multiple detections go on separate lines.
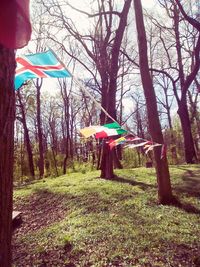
13,165 -> 200,267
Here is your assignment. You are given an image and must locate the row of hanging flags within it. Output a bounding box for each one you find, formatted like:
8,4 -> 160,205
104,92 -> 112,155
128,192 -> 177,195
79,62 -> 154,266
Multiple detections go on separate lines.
80,122 -> 167,159
14,50 -> 166,159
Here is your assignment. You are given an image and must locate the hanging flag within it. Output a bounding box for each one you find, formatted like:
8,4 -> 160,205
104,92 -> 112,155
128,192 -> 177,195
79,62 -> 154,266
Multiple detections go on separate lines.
80,122 -> 127,139
0,0 -> 32,49
109,135 -> 142,150
125,141 -> 150,149
109,136 -> 127,150
15,50 -> 71,90
144,143 -> 162,154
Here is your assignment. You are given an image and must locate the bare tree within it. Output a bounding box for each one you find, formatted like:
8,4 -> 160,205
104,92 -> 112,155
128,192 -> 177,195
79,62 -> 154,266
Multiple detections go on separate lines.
40,0 -> 132,178
133,0 -> 174,204
35,78 -> 45,178
149,0 -> 200,163
59,79 -> 72,174
16,90 -> 35,178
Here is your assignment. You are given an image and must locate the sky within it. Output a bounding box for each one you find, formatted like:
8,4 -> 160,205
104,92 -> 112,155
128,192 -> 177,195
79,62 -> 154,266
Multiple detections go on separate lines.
60,0 -> 157,32
20,0 -> 159,118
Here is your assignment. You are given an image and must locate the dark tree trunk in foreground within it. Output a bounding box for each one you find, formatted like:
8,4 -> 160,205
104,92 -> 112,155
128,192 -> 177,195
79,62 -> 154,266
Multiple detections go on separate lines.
0,45 -> 15,267
133,0 -> 174,204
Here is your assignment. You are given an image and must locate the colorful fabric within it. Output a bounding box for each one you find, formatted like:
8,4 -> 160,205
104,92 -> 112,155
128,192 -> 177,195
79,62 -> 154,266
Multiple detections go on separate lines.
109,137 -> 126,149
125,141 -> 150,149
15,50 -> 71,90
109,135 -> 145,149
107,133 -> 164,155
128,137 -> 143,141
80,126 -> 104,138
95,128 -> 126,138
80,122 -> 127,139
103,122 -> 122,129
0,0 -> 31,48
144,143 -> 162,154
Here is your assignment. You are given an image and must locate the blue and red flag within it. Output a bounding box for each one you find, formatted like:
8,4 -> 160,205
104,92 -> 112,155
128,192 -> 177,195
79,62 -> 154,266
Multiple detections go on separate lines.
15,50 -> 71,90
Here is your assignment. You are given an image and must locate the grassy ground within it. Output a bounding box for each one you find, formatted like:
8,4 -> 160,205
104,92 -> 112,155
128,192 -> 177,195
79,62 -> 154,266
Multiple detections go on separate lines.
13,165 -> 200,267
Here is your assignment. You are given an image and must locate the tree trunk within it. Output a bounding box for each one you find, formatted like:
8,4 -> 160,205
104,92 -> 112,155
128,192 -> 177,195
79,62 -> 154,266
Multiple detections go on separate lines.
51,146 -> 59,177
113,148 -> 123,169
134,0 -> 174,204
100,0 -> 132,178
177,99 -> 197,163
0,45 -> 15,267
17,91 -> 35,178
173,3 -> 198,163
36,79 -> 44,178
60,80 -> 71,175
100,141 -> 114,179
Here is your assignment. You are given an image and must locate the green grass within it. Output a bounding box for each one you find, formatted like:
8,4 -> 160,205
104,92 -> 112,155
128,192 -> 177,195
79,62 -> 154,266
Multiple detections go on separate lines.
13,165 -> 200,266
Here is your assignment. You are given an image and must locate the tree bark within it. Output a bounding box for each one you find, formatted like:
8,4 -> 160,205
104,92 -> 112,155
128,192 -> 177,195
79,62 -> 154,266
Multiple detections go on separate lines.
17,91 -> 35,178
60,80 -> 71,175
100,141 -> 114,179
36,79 -> 44,178
134,0 -> 174,204
0,45 -> 15,267
178,99 -> 197,163
100,0 -> 132,178
173,4 -> 197,163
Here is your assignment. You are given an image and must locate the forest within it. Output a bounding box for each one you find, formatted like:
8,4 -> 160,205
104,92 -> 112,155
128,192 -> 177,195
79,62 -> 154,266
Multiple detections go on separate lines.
14,0 -> 200,182
0,0 -> 199,266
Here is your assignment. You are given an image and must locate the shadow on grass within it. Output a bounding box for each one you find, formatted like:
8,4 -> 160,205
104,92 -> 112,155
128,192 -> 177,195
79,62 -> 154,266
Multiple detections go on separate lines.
174,168 -> 200,199
108,175 -> 156,191
169,168 -> 200,214
13,188 -> 71,232
172,199 -> 200,215
157,241 -> 200,267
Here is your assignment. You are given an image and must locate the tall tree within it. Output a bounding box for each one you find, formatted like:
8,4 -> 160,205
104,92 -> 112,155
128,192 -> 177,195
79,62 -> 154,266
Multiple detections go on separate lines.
0,1 -> 31,266
149,0 -> 200,163
35,78 -> 44,178
99,0 -> 132,178
41,0 -> 132,178
172,1 -> 199,163
133,0 -> 174,204
59,79 -> 72,174
16,90 -> 35,178
0,44 -> 15,267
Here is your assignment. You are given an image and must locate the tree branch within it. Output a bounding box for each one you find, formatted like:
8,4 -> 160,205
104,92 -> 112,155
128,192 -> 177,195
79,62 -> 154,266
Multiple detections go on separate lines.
174,0 -> 200,31
66,1 -> 121,18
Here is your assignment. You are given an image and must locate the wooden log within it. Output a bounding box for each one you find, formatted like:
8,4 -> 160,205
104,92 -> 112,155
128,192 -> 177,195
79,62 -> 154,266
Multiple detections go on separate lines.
12,211 -> 22,228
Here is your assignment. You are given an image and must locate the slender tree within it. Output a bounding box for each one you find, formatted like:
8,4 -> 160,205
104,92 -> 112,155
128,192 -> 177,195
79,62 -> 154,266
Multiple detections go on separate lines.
172,2 -> 199,163
133,0 -> 174,204
149,0 -> 200,163
16,90 -> 35,178
59,79 -> 72,174
40,0 -> 132,178
35,78 -> 45,178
